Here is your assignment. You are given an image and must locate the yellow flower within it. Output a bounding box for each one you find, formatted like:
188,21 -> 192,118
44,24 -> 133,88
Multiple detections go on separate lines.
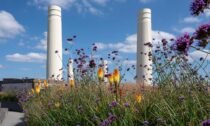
31,89 -> 35,94
55,102 -> 60,108
44,80 -> 48,89
35,84 -> 41,94
98,67 -> 104,81
96,106 -> 99,112
38,79 -> 41,84
69,80 -> 75,88
58,85 -> 65,92
135,94 -> 142,103
113,68 -> 120,85
108,74 -> 114,86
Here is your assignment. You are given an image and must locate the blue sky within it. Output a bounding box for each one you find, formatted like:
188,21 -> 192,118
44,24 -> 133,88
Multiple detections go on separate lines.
0,0 -> 209,81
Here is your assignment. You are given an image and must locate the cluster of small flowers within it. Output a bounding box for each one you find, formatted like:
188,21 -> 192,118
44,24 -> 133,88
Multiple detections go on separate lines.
202,119 -> 210,126
173,22 -> 209,54
124,102 -> 130,107
173,33 -> 193,55
98,114 -> 117,126
74,48 -> 89,75
109,101 -> 118,108
92,43 -> 98,52
17,90 -> 33,103
193,22 -> 210,47
190,0 -> 209,16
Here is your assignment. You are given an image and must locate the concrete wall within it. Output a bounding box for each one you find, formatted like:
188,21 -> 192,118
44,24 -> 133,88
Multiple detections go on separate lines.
1,83 -> 33,92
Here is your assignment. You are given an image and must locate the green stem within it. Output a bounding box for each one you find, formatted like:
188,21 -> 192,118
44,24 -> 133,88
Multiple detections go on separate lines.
115,83 -> 118,102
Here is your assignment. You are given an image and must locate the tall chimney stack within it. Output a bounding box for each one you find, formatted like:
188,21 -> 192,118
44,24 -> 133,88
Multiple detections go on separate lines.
47,5 -> 63,80
103,60 -> 108,83
137,8 -> 153,85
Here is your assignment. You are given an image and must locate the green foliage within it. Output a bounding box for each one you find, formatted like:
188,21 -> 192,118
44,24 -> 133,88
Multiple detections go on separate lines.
0,92 -> 18,102
21,81 -> 210,126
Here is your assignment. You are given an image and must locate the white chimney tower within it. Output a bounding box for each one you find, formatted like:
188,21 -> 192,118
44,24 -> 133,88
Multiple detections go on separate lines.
67,59 -> 74,82
47,5 -> 63,80
137,8 -> 153,85
103,60 -> 108,83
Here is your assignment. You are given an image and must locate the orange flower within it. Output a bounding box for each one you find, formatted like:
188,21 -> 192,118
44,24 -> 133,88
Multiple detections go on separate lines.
119,88 -> 126,97
35,84 -> 41,94
135,94 -> 142,103
44,80 -> 48,89
69,80 -> 75,88
108,74 -> 114,86
113,68 -> 120,85
98,67 -> 104,81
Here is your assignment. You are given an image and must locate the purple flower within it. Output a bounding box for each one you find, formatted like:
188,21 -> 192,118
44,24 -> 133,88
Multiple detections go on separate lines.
193,22 -> 210,47
173,33 -> 193,55
143,120 -> 149,125
178,96 -> 185,102
98,114 -> 117,126
202,119 -> 210,126
48,102 -> 53,108
89,59 -> 96,68
93,46 -> 97,51
109,101 -> 118,108
194,23 -> 210,39
161,39 -> 168,46
124,102 -> 130,108
190,0 -> 208,16
17,90 -> 33,103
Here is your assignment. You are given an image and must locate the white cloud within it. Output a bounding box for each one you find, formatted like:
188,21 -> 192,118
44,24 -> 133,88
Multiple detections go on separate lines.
173,27 -> 195,33
36,32 -> 47,51
6,52 -> 46,63
188,50 -> 210,62
19,68 -> 31,71
0,64 -> 3,69
31,0 -> 125,15
123,60 -> 136,65
92,0 -> 109,5
180,27 -> 195,33
139,0 -> 151,3
0,11 -> 24,40
204,9 -> 210,17
18,42 -> 25,46
95,30 -> 175,53
183,16 -> 201,23
152,31 -> 175,44
31,0 -> 75,9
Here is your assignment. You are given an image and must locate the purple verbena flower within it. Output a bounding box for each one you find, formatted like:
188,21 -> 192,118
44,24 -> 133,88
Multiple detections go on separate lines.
98,114 -> 117,126
48,102 -> 53,108
93,46 -> 97,51
89,59 -> 96,68
109,101 -> 118,108
202,119 -> 210,126
161,39 -> 168,46
143,120 -> 149,125
193,22 -> 210,47
124,102 -> 130,108
173,33 -> 193,55
178,96 -> 185,102
194,22 -> 210,39
190,0 -> 208,16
